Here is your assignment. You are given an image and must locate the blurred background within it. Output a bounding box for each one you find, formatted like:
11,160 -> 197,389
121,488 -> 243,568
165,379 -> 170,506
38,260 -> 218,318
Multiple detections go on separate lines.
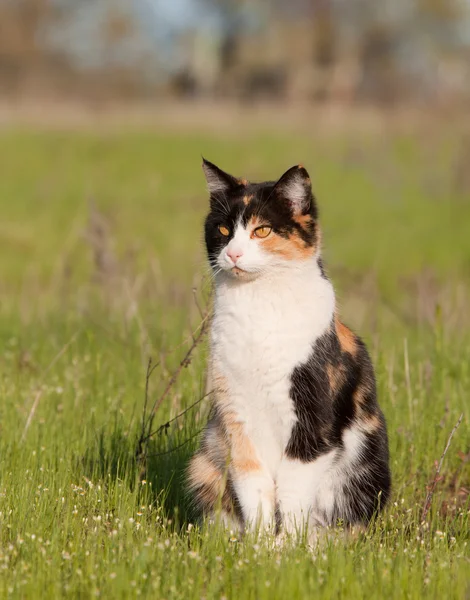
2,0 -> 470,332
1,0 -> 470,108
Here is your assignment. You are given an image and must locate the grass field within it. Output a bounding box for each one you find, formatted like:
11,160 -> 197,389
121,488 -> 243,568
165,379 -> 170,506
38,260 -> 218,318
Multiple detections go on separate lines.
0,119 -> 469,598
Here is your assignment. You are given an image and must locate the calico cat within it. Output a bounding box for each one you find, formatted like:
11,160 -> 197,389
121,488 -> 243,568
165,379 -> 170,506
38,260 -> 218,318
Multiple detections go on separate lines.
187,159 -> 391,539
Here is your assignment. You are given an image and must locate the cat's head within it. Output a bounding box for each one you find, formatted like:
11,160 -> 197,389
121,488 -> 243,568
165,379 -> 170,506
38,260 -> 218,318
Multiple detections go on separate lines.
203,159 -> 321,281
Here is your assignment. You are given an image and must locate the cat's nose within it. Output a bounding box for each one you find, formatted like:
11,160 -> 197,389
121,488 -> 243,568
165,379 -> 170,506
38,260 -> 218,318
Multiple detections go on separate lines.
226,248 -> 243,264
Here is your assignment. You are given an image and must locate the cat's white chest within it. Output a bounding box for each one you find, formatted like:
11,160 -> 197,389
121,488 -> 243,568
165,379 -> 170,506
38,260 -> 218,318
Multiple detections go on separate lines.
211,265 -> 335,473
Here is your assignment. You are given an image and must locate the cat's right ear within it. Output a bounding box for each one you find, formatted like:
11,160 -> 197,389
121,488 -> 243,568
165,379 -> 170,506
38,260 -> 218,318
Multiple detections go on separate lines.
202,158 -> 239,197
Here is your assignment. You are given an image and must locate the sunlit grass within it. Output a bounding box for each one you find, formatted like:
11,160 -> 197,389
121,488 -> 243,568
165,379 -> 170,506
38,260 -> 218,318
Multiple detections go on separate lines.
0,126 -> 468,598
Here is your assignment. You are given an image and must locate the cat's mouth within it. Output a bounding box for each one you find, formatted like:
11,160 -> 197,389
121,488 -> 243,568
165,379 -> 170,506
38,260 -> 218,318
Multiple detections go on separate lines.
217,261 -> 258,281
229,266 -> 260,281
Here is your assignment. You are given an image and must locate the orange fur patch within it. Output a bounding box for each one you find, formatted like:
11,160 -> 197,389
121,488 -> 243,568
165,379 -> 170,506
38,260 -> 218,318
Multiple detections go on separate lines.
352,381 -> 382,433
188,453 -> 220,491
239,178 -> 248,186
292,213 -> 313,229
353,381 -> 372,408
248,216 -> 262,232
360,412 -> 382,433
223,411 -> 261,473
261,232 -> 315,260
208,364 -> 261,474
248,215 -> 315,260
187,452 -> 232,512
243,194 -> 253,206
326,363 -> 345,395
335,317 -> 357,355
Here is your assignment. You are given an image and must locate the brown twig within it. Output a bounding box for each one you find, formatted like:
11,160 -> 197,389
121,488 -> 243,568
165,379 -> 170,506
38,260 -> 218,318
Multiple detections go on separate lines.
135,305 -> 211,479
146,428 -> 204,458
144,311 -> 210,439
136,358 -> 159,459
143,391 -> 211,443
192,287 -> 206,322
142,359 -> 161,428
421,413 -> 464,523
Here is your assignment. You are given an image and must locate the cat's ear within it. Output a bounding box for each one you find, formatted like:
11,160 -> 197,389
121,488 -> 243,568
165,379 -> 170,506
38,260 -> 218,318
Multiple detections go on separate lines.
202,158 -> 240,196
274,165 -> 313,215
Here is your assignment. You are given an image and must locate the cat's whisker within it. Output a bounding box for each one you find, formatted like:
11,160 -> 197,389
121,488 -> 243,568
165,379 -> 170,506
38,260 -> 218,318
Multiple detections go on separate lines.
210,190 -> 231,216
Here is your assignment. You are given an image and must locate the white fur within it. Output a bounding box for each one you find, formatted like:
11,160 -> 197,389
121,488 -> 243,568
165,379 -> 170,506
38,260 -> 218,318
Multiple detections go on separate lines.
279,173 -> 308,213
216,221 -> 282,275
277,427 -> 367,534
232,470 -> 275,529
211,222 -> 367,536
277,450 -> 338,531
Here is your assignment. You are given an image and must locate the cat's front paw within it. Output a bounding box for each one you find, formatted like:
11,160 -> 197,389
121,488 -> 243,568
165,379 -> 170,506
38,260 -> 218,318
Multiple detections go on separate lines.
242,510 -> 276,537
206,511 -> 243,536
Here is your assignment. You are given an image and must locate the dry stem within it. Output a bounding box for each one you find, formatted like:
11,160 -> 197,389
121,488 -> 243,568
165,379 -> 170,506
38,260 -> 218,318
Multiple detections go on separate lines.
135,306 -> 211,478
421,413 -> 464,523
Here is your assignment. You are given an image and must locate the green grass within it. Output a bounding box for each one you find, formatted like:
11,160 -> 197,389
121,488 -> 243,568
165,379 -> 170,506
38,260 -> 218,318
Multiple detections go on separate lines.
0,125 -> 469,599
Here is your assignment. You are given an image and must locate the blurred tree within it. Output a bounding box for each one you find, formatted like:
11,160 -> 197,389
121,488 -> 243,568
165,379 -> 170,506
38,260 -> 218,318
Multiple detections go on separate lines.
103,9 -> 135,46
310,0 -> 337,101
357,23 -> 400,104
0,0 -> 468,104
0,0 -> 59,92
417,0 -> 463,21
311,0 -> 336,68
333,0 -> 469,104
100,7 -> 144,99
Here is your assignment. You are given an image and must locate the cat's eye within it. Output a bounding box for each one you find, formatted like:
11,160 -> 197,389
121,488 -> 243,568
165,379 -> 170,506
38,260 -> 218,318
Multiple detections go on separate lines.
254,226 -> 272,239
218,225 -> 230,236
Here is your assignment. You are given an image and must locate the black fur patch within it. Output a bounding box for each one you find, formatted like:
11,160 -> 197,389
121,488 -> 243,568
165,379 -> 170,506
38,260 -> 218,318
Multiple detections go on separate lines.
286,325 -> 391,525
333,427 -> 391,523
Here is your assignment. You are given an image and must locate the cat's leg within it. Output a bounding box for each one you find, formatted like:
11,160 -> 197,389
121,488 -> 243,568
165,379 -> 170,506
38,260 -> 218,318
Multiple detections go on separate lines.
224,414 -> 276,532
206,510 -> 243,535
187,451 -> 242,533
189,408 -> 275,532
230,465 -> 275,532
276,451 -> 338,541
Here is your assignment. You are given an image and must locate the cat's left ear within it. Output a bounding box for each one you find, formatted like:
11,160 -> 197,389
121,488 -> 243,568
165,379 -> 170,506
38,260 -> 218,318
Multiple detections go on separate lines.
202,158 -> 240,196
274,165 -> 313,215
